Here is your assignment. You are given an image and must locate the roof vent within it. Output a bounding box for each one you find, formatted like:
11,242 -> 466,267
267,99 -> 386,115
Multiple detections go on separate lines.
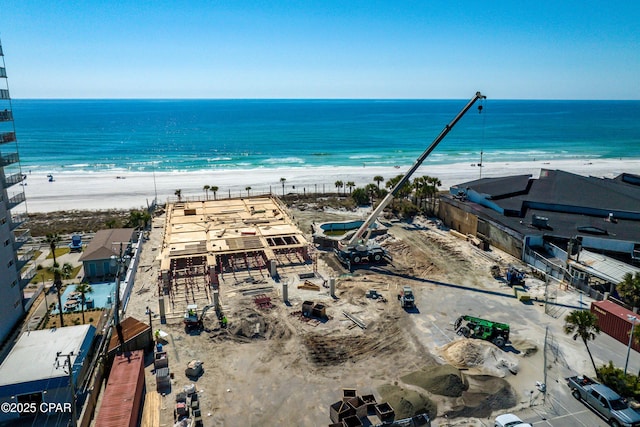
532,215 -> 549,228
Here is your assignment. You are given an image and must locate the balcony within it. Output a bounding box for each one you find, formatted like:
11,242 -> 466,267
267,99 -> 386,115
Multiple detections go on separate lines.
10,213 -> 27,230
15,248 -> 34,271
3,171 -> 25,188
13,229 -> 31,251
0,152 -> 19,167
7,191 -> 25,209
20,265 -> 37,289
0,110 -> 12,122
0,89 -> 9,100
0,131 -> 16,144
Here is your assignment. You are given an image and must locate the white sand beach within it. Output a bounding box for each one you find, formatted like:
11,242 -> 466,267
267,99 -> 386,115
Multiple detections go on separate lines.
21,158 -> 640,212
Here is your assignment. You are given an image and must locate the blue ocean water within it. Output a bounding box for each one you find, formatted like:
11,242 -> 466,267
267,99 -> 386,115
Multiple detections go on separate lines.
9,99 -> 640,173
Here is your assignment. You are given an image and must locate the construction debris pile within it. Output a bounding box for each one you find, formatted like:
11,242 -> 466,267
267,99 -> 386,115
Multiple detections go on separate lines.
438,339 -> 519,377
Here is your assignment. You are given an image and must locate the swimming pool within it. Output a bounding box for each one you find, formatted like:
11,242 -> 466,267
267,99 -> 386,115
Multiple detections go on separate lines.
51,281 -> 116,315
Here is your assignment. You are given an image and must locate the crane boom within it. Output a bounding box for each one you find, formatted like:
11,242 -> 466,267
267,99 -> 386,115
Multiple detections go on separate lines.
345,91 -> 486,247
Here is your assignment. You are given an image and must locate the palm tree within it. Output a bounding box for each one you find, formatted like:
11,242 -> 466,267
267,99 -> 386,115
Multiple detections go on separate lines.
386,174 -> 412,199
280,177 -> 286,197
210,186 -> 219,200
174,189 -> 182,201
334,180 -> 344,196
617,272 -> 640,309
373,175 -> 384,189
46,233 -> 61,266
127,209 -> 150,229
74,283 -> 93,324
245,186 -> 252,197
46,234 -> 63,325
49,262 -> 74,327
346,181 -> 355,195
203,185 -> 210,200
425,175 -> 442,213
564,310 -> 601,376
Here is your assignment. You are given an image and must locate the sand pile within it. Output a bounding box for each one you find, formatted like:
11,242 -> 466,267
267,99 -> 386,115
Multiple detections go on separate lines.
377,384 -> 437,420
443,376 -> 517,419
401,364 -> 468,397
438,339 -> 518,377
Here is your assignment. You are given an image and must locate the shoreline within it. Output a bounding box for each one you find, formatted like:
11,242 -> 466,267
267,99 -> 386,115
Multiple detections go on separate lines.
20,158 -> 640,213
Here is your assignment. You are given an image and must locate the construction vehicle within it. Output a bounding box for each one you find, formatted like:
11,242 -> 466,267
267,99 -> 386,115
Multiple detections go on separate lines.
398,286 -> 415,309
454,315 -> 510,348
184,304 -> 214,329
335,92 -> 486,266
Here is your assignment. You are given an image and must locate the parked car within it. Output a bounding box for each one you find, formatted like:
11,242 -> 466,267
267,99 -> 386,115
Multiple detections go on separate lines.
495,413 -> 532,427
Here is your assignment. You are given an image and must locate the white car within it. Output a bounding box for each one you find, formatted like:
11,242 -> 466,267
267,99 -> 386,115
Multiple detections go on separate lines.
494,413 -> 533,427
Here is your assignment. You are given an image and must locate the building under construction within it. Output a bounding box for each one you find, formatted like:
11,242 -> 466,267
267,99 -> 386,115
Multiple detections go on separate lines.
157,195 -> 311,320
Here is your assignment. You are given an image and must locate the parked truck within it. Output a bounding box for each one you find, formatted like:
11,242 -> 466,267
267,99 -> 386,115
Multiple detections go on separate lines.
567,375 -> 640,427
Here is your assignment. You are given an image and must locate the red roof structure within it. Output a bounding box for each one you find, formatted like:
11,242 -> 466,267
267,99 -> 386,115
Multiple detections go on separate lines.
95,350 -> 145,427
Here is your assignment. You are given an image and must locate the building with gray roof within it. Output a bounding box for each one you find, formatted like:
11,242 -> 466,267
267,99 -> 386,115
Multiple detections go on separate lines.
439,169 -> 640,296
78,228 -> 136,281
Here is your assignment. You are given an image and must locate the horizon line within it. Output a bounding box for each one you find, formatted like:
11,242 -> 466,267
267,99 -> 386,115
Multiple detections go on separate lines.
10,97 -> 640,102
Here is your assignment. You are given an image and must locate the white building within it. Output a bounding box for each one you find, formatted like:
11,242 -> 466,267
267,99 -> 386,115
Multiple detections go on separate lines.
0,324 -> 96,425
0,38 -> 32,344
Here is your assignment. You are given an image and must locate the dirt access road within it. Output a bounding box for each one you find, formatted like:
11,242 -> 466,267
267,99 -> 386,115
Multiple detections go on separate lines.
126,206 -> 593,426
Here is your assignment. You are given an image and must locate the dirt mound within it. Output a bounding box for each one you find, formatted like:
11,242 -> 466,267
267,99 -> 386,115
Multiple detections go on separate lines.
510,338 -> 538,356
303,320 -> 407,366
401,364 -> 468,397
438,339 -> 518,377
208,308 -> 293,343
443,375 -> 517,419
377,384 -> 437,420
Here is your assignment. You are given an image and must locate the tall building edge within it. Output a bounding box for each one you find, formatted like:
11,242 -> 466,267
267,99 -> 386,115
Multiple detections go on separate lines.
0,38 -> 33,344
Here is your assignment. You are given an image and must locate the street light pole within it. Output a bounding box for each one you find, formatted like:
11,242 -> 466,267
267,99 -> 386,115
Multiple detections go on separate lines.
624,314 -> 637,377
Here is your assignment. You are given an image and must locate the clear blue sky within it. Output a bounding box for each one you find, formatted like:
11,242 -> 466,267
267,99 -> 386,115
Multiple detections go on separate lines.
1,1 -> 639,99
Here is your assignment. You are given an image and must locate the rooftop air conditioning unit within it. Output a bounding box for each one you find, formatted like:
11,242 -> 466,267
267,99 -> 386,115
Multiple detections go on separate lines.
532,215 -> 549,228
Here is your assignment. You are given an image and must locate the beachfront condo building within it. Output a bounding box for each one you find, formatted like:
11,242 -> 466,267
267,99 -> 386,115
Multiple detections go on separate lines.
0,39 -> 33,344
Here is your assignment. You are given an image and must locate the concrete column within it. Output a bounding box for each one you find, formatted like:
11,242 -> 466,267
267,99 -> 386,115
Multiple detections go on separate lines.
158,297 -> 166,324
213,290 -> 220,311
269,259 -> 277,277
329,277 -> 336,298
283,282 -> 288,303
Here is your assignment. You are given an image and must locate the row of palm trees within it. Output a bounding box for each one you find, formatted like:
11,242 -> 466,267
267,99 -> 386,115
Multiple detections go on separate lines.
173,175 -> 423,201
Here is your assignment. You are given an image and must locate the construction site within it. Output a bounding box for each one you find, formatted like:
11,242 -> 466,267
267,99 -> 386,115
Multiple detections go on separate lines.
123,93 -> 602,426
127,193 -> 570,427
155,196 -> 313,326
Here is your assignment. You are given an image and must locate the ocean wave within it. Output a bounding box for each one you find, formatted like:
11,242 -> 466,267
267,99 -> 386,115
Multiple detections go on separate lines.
262,157 -> 305,164
348,154 -> 382,160
206,157 -> 233,162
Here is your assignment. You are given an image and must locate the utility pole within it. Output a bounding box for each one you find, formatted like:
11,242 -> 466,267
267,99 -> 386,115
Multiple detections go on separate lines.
110,242 -> 130,353
56,351 -> 77,427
